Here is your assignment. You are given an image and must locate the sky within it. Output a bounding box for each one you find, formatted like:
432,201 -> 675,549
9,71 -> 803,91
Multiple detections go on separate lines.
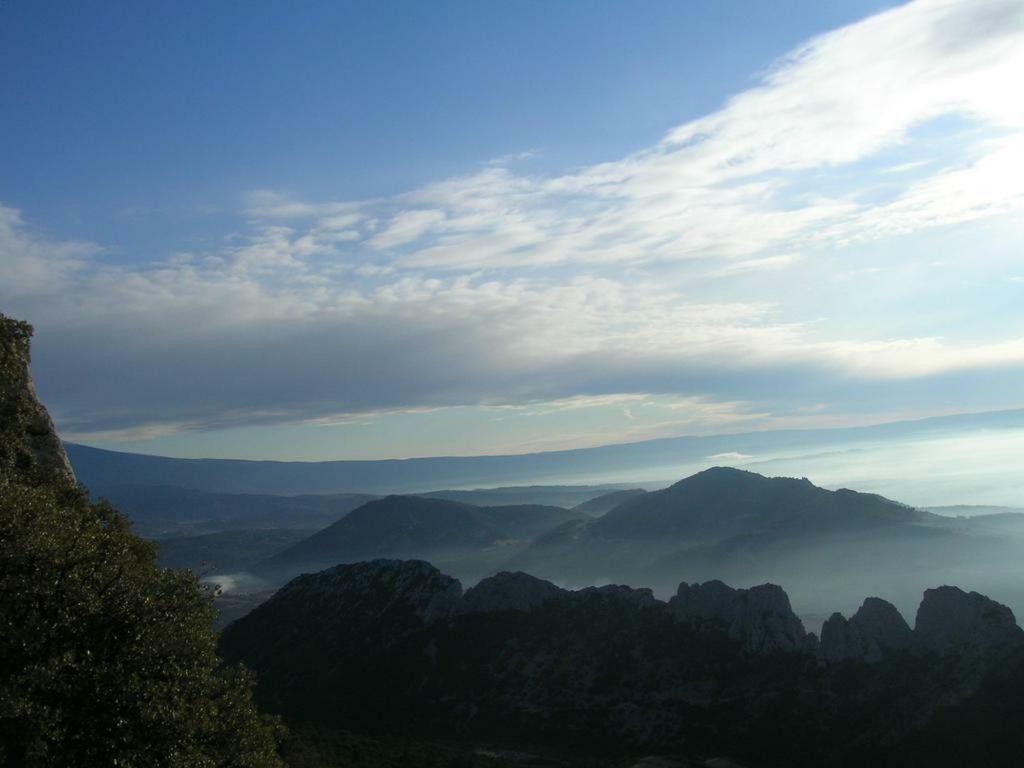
2,0 -> 1023,461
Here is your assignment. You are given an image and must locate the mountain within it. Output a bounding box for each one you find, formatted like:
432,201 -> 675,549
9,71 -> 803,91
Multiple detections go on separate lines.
260,496 -> 499,574
94,484 -> 377,537
64,406 -> 1024,496
220,558 -> 1024,767
514,467 -> 929,580
256,495 -> 586,581
573,488 -> 647,516
593,467 -> 927,539
508,468 -> 1024,622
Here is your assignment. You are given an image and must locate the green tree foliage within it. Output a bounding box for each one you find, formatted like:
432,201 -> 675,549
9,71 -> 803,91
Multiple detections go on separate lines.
0,314 -> 283,767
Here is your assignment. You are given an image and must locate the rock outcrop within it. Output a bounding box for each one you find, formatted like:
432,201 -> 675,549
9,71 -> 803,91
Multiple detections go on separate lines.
818,597 -> 912,663
0,314 -> 76,489
578,583 -> 662,608
273,558 -> 464,622
914,585 -> 1023,653
459,573 -> 661,614
669,579 -> 807,652
460,570 -> 565,614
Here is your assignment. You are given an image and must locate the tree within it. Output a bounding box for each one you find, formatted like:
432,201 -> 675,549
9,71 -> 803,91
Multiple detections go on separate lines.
0,314 -> 283,767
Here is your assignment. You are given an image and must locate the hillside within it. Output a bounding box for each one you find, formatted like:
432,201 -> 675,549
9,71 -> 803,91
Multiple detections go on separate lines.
257,495 -> 586,581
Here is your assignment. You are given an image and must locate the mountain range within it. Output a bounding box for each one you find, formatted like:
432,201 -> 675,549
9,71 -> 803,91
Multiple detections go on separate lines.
64,406 -> 1024,496
505,468 -> 1024,619
96,484 -> 377,538
161,467 -> 1024,627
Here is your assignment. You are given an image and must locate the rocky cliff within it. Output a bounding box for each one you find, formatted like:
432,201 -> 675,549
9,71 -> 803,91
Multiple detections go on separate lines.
819,587 -> 1024,663
458,570 -> 565,613
275,558 -> 464,622
914,585 -> 1023,653
818,597 -> 913,662
669,579 -> 809,652
0,314 -> 76,489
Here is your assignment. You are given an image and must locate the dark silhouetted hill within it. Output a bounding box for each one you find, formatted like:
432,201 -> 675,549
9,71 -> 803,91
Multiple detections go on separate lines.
257,496 -> 586,581
221,558 -> 1024,767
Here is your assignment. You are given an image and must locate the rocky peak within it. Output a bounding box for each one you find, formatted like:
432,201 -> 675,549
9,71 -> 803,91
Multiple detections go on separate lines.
577,583 -> 662,608
460,571 -> 564,614
0,315 -> 76,489
275,558 -> 463,622
669,580 -> 807,653
914,585 -> 1023,654
818,597 -> 912,663
818,613 -> 852,662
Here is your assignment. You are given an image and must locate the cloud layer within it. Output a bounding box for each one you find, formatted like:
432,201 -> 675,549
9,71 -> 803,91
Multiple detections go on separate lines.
2,0 -> 1023,451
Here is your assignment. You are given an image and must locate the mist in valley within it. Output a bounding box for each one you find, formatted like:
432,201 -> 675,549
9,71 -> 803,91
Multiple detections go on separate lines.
159,421 -> 1024,637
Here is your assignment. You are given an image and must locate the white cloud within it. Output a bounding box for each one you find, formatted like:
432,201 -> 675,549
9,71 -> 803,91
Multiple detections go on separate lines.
226,1 -> 1024,275
824,137 -> 1024,244
0,205 -> 96,297
717,253 -> 803,276
368,209 -> 446,250
706,452 -> 754,462
4,0 -> 1024,443
243,190 -> 366,221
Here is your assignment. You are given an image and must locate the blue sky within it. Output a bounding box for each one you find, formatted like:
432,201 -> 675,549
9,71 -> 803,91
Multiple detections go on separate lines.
2,0 -> 1023,460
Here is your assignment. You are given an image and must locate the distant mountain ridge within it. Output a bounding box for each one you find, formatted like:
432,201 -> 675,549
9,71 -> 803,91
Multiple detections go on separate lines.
592,467 -> 927,539
513,467 -> 935,586
96,484 -> 377,537
90,482 -> 629,540
64,407 -> 1024,495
